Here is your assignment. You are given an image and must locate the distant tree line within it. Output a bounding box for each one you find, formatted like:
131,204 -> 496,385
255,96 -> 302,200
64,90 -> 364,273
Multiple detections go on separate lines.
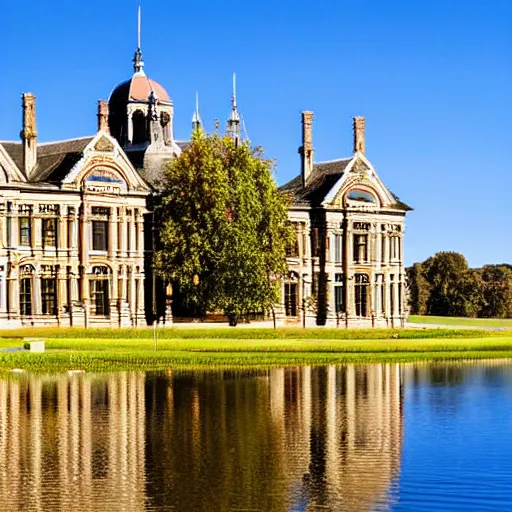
407,252 -> 512,318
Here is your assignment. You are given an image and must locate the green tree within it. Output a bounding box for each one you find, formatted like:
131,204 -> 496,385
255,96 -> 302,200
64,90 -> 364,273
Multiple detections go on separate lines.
155,131 -> 293,324
423,252 -> 482,317
406,262 -> 430,315
479,265 -> 512,318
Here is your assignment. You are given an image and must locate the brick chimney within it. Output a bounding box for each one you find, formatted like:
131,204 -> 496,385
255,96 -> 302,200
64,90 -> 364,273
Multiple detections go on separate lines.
21,93 -> 37,176
299,111 -> 314,186
97,99 -> 109,133
353,116 -> 366,154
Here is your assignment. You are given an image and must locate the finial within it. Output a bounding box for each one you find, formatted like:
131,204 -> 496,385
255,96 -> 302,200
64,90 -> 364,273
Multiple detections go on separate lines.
133,3 -> 145,74
192,91 -> 202,131
228,72 -> 241,141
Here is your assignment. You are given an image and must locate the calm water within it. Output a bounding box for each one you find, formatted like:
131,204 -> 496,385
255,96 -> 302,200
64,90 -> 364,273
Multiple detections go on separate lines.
1,362 -> 512,511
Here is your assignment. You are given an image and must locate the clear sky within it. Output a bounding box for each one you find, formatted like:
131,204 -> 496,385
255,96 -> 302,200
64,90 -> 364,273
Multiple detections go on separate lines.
1,0 -> 511,267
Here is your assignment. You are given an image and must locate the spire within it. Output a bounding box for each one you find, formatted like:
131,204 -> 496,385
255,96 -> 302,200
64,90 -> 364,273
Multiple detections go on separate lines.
192,91 -> 202,131
133,3 -> 145,74
227,72 -> 241,142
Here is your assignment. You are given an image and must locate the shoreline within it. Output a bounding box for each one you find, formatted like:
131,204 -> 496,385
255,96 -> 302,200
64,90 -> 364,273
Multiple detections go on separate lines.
1,327 -> 512,373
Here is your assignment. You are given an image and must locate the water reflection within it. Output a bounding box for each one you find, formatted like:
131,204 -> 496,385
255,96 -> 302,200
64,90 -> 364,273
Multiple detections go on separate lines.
0,365 -> 403,511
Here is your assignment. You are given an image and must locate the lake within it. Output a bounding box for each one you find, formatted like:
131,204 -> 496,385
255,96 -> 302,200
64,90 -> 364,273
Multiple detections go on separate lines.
1,361 -> 511,511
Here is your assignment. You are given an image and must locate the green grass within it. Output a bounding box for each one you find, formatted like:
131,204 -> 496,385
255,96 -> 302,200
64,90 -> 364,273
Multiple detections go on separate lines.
408,315 -> 512,328
2,327 -> 512,373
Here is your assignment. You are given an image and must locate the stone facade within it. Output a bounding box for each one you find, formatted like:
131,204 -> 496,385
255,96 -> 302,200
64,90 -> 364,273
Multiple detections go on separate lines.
0,95 -> 149,328
280,112 -> 411,327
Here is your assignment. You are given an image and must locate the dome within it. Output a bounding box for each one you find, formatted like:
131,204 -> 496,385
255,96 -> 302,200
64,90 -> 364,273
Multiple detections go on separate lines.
109,73 -> 171,105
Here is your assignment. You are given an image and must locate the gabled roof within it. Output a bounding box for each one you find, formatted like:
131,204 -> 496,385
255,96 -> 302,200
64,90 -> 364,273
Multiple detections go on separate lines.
280,155 -> 412,211
0,137 -> 94,183
280,158 -> 352,206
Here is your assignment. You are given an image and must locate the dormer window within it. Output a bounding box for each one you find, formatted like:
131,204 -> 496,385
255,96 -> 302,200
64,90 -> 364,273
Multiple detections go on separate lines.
347,189 -> 376,203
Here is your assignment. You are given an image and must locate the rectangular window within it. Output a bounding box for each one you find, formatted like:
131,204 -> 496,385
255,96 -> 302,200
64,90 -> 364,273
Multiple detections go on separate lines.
20,278 -> 32,316
92,220 -> 108,251
42,218 -> 57,247
334,234 -> 343,263
381,235 -> 386,264
334,273 -> 345,314
355,274 -> 369,317
19,217 -> 31,246
90,279 -> 109,316
286,224 -> 299,257
312,227 -> 321,258
353,234 -> 368,263
284,283 -> 297,317
41,278 -> 57,315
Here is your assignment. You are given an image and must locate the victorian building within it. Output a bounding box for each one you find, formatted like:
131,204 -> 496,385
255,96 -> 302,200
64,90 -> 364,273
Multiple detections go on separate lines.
0,8 -> 410,328
280,113 -> 412,327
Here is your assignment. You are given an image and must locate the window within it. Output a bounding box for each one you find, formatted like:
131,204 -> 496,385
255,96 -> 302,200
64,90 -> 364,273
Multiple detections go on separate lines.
90,266 -> 110,316
353,234 -> 368,263
355,273 -> 369,317
347,189 -> 376,203
334,234 -> 343,263
312,227 -> 322,257
19,265 -> 34,316
134,209 -> 140,252
126,210 -> 132,252
334,273 -> 345,314
42,218 -> 57,247
284,283 -> 297,317
19,217 -> 31,246
92,221 -> 108,251
132,110 -> 146,145
286,223 -> 299,257
41,278 -> 57,315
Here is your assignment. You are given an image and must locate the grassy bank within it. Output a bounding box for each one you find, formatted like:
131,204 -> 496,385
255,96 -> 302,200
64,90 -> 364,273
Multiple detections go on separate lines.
1,327 -> 512,373
408,315 -> 512,328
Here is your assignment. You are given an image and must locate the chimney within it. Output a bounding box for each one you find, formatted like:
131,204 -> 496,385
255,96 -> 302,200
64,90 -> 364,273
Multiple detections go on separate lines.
21,93 -> 37,176
97,100 -> 109,133
353,116 -> 365,154
299,111 -> 314,186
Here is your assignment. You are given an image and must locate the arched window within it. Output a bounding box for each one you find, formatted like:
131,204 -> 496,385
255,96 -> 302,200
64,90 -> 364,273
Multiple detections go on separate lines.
90,265 -> 110,316
355,273 -> 370,317
132,110 -> 146,145
347,189 -> 376,204
19,265 -> 35,316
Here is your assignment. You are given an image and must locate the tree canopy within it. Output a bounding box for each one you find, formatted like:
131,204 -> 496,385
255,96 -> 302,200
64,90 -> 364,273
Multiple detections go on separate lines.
407,252 -> 512,318
155,131 -> 293,321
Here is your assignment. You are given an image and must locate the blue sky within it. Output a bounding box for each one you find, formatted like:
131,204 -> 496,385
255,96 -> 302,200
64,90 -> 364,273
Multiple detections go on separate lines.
1,0 -> 511,267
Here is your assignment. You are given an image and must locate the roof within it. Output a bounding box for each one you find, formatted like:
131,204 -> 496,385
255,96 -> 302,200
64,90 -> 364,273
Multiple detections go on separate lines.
0,137 -> 93,183
280,158 -> 352,206
129,140 -> 189,189
109,73 -> 171,104
280,157 -> 413,211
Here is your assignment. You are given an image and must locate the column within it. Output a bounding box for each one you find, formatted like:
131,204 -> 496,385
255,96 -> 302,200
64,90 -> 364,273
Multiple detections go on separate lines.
376,231 -> 382,267
383,234 -> 389,265
393,276 -> 400,317
382,274 -> 389,319
58,209 -> 67,254
127,112 -> 133,143
109,208 -> 117,259
120,208 -> 127,258
129,266 -> 136,317
130,213 -> 136,257
57,267 -> 67,322
33,270 -> 42,315
8,269 -> 19,316
136,212 -> 143,257
10,207 -> 19,248
344,223 -> 354,317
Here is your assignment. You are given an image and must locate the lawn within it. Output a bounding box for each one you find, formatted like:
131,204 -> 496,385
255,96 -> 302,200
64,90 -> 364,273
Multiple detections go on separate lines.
2,327 -> 512,373
408,315 -> 512,328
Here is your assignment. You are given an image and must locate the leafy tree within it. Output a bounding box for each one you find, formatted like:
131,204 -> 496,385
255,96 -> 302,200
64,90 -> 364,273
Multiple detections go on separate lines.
406,262 -> 430,315
478,265 -> 512,318
155,131 -> 293,323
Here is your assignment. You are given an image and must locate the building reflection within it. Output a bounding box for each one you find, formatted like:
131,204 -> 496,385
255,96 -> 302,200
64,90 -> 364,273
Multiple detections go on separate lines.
0,365 -> 402,511
0,372 -> 146,512
145,364 -> 403,511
